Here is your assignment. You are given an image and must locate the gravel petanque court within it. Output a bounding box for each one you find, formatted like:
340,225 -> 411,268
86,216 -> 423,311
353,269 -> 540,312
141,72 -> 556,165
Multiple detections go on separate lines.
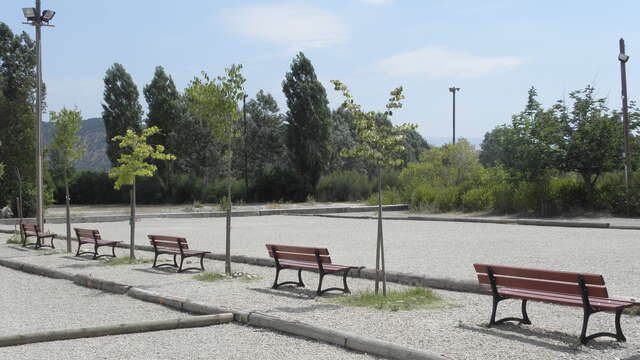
1,233 -> 639,360
28,214 -> 640,298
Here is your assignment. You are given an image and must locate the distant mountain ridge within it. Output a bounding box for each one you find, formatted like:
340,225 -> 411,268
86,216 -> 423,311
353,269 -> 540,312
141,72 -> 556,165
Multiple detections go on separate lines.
42,117 -> 111,171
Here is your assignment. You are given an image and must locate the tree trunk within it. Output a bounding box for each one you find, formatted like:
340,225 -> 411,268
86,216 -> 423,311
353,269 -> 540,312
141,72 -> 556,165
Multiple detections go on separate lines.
377,165 -> 387,296
65,170 -> 71,253
225,151 -> 232,275
130,178 -> 136,259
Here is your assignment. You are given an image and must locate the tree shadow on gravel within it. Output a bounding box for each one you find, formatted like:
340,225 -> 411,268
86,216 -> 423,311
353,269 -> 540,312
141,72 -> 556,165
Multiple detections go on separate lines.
458,323 -> 583,354
270,303 -> 342,314
248,286 -> 348,300
622,355 -> 640,360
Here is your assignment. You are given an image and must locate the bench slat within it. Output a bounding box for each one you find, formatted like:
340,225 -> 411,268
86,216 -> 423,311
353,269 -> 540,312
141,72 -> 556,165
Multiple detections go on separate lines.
265,244 -> 329,255
268,251 -> 331,264
148,235 -> 187,249
474,263 -> 605,285
477,274 -> 608,298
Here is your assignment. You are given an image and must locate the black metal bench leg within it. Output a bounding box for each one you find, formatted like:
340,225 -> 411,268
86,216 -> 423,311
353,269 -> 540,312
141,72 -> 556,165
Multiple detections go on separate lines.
272,267 -> 281,289
152,252 -> 159,268
178,256 -> 185,272
489,296 -> 500,326
521,299 -> 532,325
615,308 -> 626,342
316,272 -> 325,295
93,243 -> 99,259
76,243 -> 82,257
111,244 -> 117,258
199,254 -> 205,271
342,269 -> 351,294
297,269 -> 305,287
49,237 -> 55,249
580,309 -> 592,344
173,254 -> 178,267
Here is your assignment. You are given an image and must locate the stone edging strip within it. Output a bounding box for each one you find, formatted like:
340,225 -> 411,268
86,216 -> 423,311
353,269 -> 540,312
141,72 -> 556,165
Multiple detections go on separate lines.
0,314 -> 233,348
0,257 -> 445,360
307,214 -> 613,229
0,204 -> 409,225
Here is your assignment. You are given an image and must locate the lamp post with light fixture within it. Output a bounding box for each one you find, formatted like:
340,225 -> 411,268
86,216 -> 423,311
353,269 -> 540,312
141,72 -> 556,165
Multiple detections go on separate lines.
618,38 -> 631,215
449,86 -> 460,144
22,0 -> 55,229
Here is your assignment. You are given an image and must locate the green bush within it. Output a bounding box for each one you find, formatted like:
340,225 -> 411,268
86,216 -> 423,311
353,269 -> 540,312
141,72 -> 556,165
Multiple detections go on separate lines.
317,170 -> 370,201
462,188 -> 492,211
410,185 -> 437,210
368,187 -> 404,205
547,176 -> 589,211
204,178 -> 244,203
433,186 -> 461,212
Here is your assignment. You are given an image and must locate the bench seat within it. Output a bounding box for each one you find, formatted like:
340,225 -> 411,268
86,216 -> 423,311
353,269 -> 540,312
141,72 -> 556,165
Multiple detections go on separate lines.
266,244 -> 357,296
148,235 -> 210,272
21,223 -> 55,249
474,263 -> 633,344
75,228 -> 120,259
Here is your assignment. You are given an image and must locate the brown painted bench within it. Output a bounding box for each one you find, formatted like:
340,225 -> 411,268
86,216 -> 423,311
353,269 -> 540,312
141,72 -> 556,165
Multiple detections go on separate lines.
266,244 -> 357,296
21,223 -> 55,249
148,235 -> 210,272
474,263 -> 634,344
74,228 -> 120,259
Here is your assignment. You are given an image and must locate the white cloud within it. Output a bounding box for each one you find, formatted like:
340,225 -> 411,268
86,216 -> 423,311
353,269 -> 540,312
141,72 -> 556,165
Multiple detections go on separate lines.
222,4 -> 347,51
378,46 -> 525,78
358,0 -> 395,4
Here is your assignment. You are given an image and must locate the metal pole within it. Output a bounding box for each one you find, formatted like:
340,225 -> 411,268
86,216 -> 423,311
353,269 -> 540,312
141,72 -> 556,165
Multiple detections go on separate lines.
449,87 -> 460,144
34,0 -> 44,229
243,95 -> 248,199
619,38 -> 631,215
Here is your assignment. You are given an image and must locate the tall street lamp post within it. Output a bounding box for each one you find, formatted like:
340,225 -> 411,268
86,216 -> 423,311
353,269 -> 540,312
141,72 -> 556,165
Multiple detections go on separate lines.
22,1 -> 55,229
449,87 -> 460,144
618,38 -> 631,215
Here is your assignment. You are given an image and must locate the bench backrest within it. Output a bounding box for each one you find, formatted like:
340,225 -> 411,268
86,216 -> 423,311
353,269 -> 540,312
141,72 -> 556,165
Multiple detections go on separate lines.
265,244 -> 332,264
21,223 -> 41,236
474,263 -> 608,298
148,234 -> 188,250
74,228 -> 101,241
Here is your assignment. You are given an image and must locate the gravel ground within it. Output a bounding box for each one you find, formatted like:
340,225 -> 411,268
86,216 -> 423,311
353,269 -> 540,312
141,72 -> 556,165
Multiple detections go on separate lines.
0,324 -> 376,360
19,215 -> 640,298
1,239 -> 638,360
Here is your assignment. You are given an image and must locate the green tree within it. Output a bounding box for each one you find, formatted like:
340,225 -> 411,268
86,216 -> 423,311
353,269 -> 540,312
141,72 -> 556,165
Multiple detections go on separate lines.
0,23 -> 37,215
144,66 -> 182,198
283,53 -> 331,197
108,127 -> 175,259
186,65 -> 245,274
49,107 -> 84,252
244,90 -> 287,182
555,85 -> 624,197
479,126 -> 511,167
102,63 -> 142,167
331,80 -> 416,296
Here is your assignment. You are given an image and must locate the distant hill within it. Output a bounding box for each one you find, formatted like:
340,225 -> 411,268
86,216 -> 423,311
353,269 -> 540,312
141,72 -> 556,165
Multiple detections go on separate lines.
43,117 -> 111,171
426,137 -> 483,148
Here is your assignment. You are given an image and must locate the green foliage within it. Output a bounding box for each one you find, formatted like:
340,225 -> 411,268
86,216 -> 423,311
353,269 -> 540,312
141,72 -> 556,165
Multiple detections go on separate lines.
461,188 -> 493,211
317,170 -> 370,201
331,288 -> 445,311
368,187 -> 404,205
205,178 -> 244,203
283,53 -> 332,194
102,63 -> 142,167
0,23 -> 37,215
49,108 -> 84,190
108,127 -> 176,190
193,272 -> 261,283
0,162 -> 4,180
193,272 -> 225,282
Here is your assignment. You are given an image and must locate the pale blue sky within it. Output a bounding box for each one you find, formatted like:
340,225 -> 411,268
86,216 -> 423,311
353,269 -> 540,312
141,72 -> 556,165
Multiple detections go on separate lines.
2,0 -> 639,140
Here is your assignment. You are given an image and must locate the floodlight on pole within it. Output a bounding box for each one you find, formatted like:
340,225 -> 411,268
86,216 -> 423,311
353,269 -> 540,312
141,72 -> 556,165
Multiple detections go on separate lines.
22,0 -> 55,230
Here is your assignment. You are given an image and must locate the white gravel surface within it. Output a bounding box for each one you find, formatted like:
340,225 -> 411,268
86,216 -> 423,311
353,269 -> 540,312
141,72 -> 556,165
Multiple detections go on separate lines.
1,239 -> 638,360
22,215 -> 640,298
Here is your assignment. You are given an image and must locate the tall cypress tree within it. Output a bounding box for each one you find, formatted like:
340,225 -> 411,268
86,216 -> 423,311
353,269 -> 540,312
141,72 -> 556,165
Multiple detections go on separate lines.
102,63 -> 142,167
143,66 -> 181,196
0,23 -> 37,214
282,52 -> 331,196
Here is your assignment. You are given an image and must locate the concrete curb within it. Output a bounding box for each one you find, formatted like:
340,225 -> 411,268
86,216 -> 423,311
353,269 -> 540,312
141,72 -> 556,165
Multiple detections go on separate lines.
242,312 -> 445,360
0,314 -> 233,347
0,256 -> 446,359
0,204 -> 409,225
310,213 -> 612,229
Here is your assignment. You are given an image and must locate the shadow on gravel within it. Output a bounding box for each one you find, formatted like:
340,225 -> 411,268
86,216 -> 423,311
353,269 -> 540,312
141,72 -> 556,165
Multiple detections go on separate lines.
272,303 -> 342,314
458,323 -> 582,353
622,355 -> 640,360
249,287 -> 319,299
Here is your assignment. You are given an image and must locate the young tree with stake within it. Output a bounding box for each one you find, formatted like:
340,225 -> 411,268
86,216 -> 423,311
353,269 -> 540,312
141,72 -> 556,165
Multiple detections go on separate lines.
108,127 -> 175,259
49,108 -> 84,253
186,65 -> 245,275
331,80 -> 416,296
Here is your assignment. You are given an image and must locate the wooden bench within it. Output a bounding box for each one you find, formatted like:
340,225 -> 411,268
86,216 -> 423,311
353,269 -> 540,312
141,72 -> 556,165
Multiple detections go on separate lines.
74,228 -> 121,259
21,223 -> 55,249
266,244 -> 357,296
148,235 -> 210,272
474,263 -> 634,344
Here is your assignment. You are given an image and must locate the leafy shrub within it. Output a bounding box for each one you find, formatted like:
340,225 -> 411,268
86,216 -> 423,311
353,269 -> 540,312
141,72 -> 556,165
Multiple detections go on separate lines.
317,170 -> 370,201
251,167 -> 308,202
547,176 -> 589,211
204,178 -> 244,203
462,188 -> 492,211
433,186 -> 461,212
368,186 -> 404,205
410,185 -> 437,210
